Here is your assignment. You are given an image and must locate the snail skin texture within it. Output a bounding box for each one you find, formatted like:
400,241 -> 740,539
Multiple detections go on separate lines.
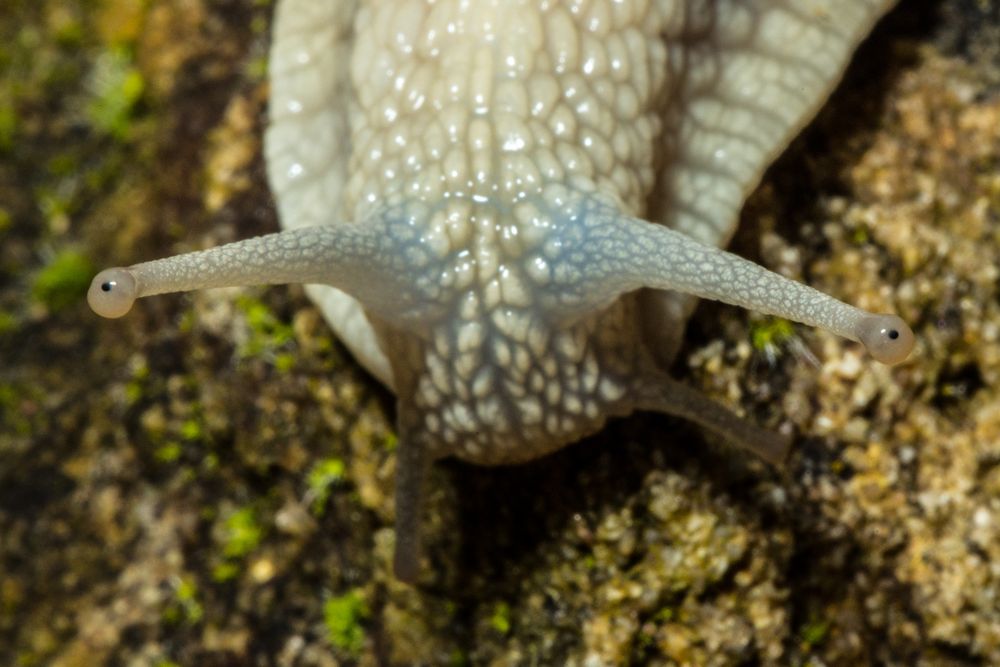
89,0 -> 913,582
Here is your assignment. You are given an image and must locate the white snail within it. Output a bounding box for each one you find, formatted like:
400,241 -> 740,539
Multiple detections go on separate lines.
89,0 -> 911,581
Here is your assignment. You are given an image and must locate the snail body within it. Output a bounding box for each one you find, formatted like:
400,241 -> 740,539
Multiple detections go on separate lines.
90,0 -> 911,581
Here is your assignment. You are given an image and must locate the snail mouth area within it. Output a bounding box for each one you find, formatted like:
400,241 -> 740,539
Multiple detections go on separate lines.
404,295 -> 643,464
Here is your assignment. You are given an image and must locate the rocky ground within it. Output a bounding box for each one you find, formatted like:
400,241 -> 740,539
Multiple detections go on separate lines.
1,0 -> 998,665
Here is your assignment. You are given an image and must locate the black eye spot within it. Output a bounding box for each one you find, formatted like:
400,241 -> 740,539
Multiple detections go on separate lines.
888,329 -> 899,340
101,282 -> 113,292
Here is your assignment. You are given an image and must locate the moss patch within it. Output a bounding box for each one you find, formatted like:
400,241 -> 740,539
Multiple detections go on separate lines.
30,250 -> 94,311
323,589 -> 368,655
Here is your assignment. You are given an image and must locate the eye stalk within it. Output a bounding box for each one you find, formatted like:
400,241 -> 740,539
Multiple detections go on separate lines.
85,222 -> 438,325
547,197 -> 916,366
856,314 -> 915,365
88,268 -> 138,319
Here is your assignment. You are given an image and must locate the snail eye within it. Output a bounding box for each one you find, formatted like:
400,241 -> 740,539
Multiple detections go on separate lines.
856,314 -> 914,365
88,268 -> 138,318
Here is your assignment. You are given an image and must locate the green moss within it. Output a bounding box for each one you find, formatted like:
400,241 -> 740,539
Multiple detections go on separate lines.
201,452 -> 219,473
180,418 -> 203,442
635,626 -> 655,656
220,506 -> 264,560
46,151 -> 80,177
274,351 -> 296,372
489,601 -> 511,635
176,578 -> 205,623
0,310 -> 18,335
53,17 -> 84,48
0,383 -> 16,409
306,458 -> 346,515
211,505 -> 265,582
124,382 -> 143,404
239,296 -> 291,338
750,317 -> 795,356
162,577 -> 203,625
15,652 -> 40,667
235,295 -> 295,362
323,589 -> 368,655
211,562 -> 240,583
246,53 -> 268,79
154,442 -> 182,463
30,250 -> 94,311
124,358 -> 149,405
87,47 -> 144,140
800,617 -> 830,649
177,309 -> 195,334
35,187 -> 72,224
0,104 -> 16,152
652,607 -> 675,624
850,226 -> 870,245
0,579 -> 21,623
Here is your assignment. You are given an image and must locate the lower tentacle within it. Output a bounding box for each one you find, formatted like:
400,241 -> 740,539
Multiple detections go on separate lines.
632,373 -> 792,465
392,426 -> 430,583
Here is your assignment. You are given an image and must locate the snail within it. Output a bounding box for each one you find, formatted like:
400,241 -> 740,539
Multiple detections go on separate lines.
89,0 -> 912,581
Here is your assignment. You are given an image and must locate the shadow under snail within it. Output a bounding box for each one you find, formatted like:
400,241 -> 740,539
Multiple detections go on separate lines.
89,0 -> 913,581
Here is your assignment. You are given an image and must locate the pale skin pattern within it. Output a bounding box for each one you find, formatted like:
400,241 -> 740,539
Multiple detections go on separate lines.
89,0 -> 912,582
